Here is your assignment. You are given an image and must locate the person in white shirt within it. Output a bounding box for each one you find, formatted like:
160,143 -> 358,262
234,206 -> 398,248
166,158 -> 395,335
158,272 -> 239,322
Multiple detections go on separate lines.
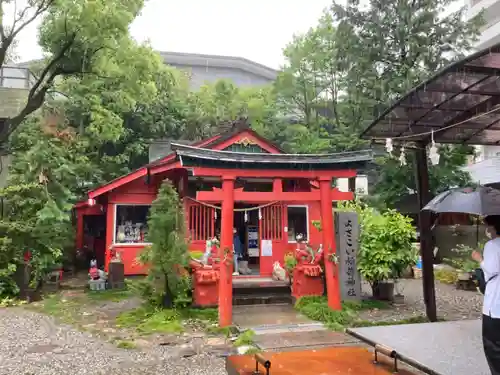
472,215 -> 500,375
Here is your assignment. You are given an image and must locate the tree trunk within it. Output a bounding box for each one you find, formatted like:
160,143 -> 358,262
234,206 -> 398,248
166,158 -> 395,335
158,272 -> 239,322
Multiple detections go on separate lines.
162,274 -> 173,308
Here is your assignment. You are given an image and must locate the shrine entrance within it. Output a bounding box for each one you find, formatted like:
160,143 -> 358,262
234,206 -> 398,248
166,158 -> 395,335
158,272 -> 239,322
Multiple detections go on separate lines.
232,203 -> 260,276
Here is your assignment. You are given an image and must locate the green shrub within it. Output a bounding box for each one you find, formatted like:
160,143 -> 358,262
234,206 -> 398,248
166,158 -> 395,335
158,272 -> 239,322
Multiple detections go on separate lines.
445,244 -> 479,273
296,296 -> 423,329
116,305 -> 184,334
284,252 -> 297,276
234,330 -> 255,346
338,201 -> 417,287
434,269 -> 458,284
138,181 -> 190,308
189,251 -> 204,260
295,296 -> 355,330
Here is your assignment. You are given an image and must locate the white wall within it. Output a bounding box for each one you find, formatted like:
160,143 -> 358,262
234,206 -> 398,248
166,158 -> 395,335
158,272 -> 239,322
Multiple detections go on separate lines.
467,0 -> 500,49
336,175 -> 368,195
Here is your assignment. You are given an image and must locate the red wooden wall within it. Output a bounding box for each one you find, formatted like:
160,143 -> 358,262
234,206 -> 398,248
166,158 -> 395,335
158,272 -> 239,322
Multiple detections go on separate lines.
101,175 -> 329,277
105,178 -> 157,275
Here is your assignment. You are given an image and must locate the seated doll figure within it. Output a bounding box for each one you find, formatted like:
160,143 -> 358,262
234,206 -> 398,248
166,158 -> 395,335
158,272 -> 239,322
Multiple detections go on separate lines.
89,259 -> 100,280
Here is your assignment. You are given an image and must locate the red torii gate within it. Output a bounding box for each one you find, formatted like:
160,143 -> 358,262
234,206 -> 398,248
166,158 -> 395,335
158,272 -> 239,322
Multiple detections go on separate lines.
175,146 -> 372,327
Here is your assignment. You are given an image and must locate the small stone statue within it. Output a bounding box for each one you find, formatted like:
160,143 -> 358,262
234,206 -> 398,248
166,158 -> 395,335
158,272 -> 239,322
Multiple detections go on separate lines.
110,249 -> 122,263
88,259 -> 107,281
202,239 -> 212,265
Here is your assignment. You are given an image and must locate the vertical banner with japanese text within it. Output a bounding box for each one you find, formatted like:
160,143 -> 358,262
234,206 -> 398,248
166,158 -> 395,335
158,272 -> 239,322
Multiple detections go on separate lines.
335,211 -> 361,301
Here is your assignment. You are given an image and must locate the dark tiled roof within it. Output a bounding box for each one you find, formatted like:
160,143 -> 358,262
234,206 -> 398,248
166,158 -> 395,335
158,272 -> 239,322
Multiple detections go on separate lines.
171,143 -> 373,166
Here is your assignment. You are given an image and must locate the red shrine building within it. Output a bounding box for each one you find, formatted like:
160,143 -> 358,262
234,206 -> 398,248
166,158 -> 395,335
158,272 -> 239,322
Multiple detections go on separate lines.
74,121 -> 372,326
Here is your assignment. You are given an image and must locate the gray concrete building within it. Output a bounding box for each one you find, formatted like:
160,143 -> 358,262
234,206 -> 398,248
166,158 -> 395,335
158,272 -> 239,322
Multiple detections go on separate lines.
159,51 -> 278,89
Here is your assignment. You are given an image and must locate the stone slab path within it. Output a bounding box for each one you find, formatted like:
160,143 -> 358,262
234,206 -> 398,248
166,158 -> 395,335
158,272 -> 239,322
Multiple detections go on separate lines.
349,320 -> 488,375
254,330 -> 363,351
232,304 -> 360,351
232,304 -> 313,329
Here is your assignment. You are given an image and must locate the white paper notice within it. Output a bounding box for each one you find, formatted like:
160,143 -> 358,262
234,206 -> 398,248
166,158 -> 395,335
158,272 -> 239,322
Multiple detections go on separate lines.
261,240 -> 272,257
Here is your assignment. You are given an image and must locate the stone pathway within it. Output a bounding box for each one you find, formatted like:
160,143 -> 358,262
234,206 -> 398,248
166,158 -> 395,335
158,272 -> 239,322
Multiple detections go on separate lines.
358,279 -> 482,322
254,329 -> 364,351
349,320 -> 488,375
233,304 -> 360,351
233,278 -> 484,354
232,304 -> 313,329
0,277 -> 482,375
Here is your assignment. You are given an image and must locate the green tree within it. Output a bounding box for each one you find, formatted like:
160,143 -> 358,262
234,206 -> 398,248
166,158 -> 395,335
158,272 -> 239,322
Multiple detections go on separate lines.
331,0 -> 483,106
140,181 -> 189,308
327,0 -> 482,205
374,145 -> 473,207
184,79 -> 284,141
273,0 -> 482,203
0,112 -> 87,295
275,13 -> 371,153
57,43 -> 188,182
0,0 -> 144,149
0,0 -> 190,296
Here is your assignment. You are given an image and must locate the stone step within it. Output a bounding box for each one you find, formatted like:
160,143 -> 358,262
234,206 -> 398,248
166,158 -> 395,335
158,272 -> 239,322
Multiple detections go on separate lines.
233,293 -> 292,306
252,330 -> 362,351
252,322 -> 326,333
233,285 -> 291,296
232,279 -> 291,297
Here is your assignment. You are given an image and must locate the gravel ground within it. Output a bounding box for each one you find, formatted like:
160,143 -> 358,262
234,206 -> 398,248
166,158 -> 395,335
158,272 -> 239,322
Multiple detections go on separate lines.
0,308 -> 226,375
0,279 -> 483,374
358,278 -> 483,322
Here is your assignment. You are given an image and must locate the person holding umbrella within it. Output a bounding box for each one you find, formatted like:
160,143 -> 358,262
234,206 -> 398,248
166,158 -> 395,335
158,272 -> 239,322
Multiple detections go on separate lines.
422,187 -> 500,374
472,215 -> 500,375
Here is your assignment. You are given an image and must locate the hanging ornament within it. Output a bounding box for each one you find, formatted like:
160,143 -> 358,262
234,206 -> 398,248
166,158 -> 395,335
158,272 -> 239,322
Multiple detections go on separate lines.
399,145 -> 406,166
429,131 -> 440,166
385,138 -> 393,154
244,211 -> 248,223
258,208 -> 262,220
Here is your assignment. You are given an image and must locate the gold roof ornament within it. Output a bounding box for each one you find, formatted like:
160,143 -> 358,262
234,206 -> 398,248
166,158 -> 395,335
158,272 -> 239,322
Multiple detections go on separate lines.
235,137 -> 256,147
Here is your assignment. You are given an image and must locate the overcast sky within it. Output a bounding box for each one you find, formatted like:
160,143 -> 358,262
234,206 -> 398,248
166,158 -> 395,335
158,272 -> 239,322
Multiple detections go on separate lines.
11,0 -> 333,70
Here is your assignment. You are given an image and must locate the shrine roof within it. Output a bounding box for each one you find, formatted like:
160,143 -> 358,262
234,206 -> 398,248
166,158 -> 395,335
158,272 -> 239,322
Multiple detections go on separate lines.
198,121 -> 284,153
85,123 -> 280,200
84,119 -> 361,202
361,43 -> 500,145
172,143 -> 373,169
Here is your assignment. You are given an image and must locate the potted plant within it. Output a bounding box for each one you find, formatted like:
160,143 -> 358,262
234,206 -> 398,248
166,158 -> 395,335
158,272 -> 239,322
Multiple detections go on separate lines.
284,252 -> 297,285
446,245 -> 479,277
340,201 -> 417,302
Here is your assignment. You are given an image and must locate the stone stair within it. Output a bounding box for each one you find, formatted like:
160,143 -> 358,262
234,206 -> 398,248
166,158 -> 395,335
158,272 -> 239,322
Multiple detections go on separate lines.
232,277 -> 292,305
232,304 -> 363,352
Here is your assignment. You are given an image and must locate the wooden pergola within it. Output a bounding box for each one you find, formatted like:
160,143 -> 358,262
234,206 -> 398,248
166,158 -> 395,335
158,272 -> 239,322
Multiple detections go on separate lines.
361,43 -> 500,322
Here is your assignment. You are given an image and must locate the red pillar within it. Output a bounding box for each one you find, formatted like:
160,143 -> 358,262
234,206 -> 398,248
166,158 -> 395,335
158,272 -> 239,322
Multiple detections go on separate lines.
219,176 -> 235,327
319,177 -> 342,310
76,211 -> 84,250
104,203 -> 115,273
272,178 -> 283,193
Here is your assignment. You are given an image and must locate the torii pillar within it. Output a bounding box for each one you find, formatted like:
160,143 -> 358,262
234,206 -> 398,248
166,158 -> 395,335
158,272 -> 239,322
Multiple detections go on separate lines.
319,177 -> 342,310
219,176 -> 235,327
